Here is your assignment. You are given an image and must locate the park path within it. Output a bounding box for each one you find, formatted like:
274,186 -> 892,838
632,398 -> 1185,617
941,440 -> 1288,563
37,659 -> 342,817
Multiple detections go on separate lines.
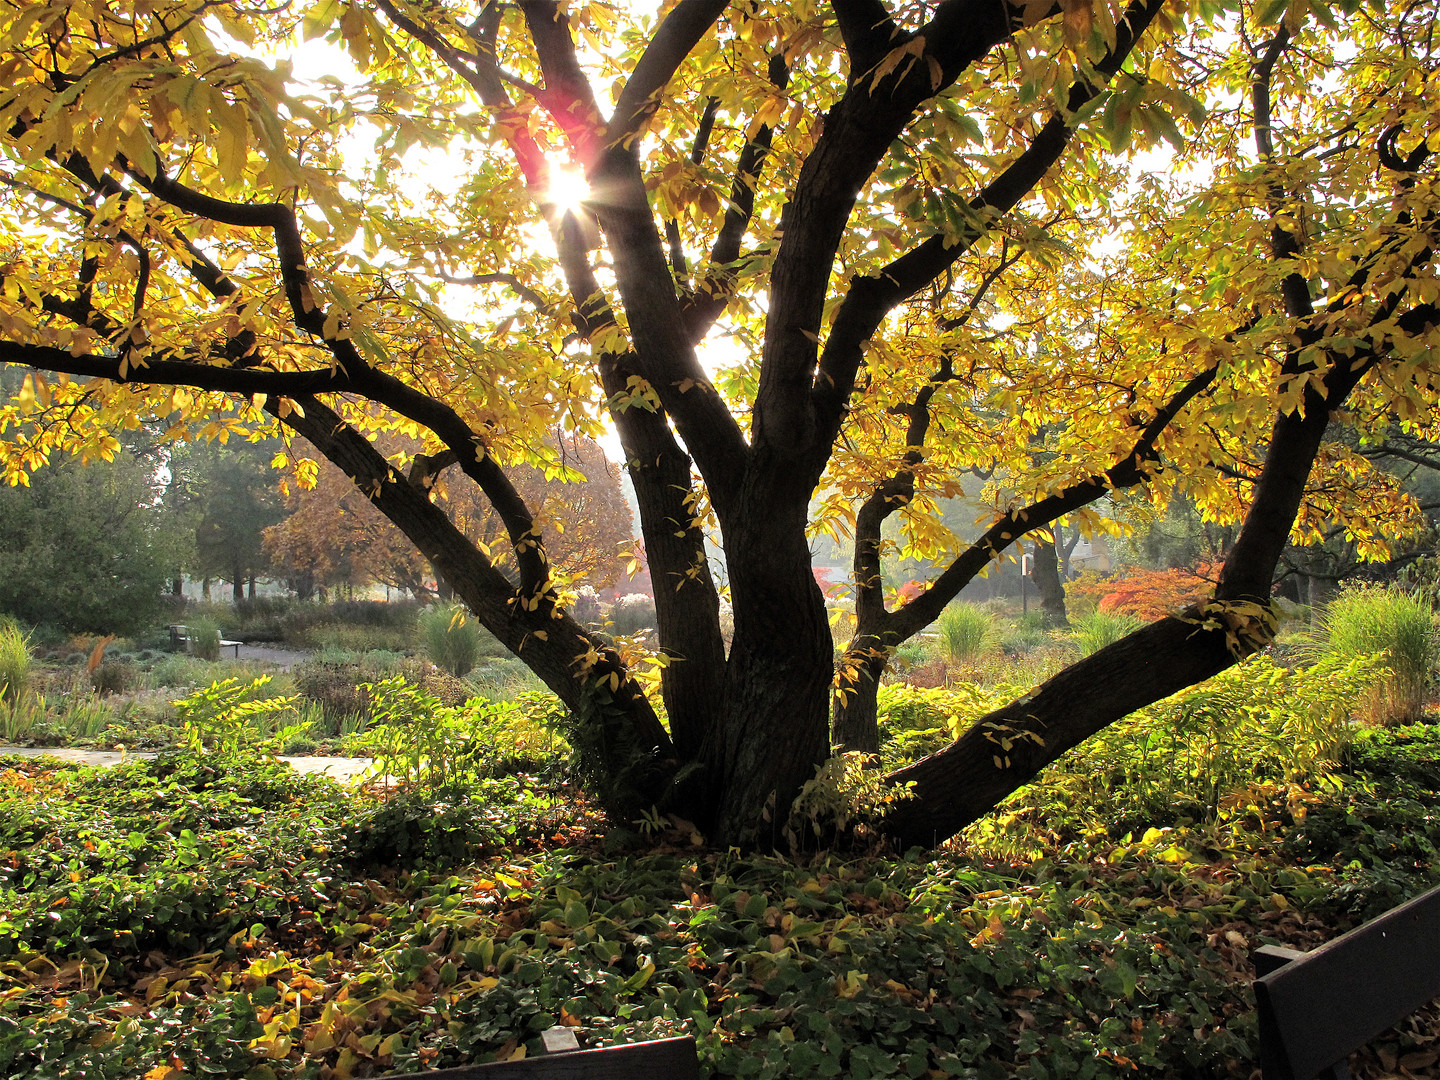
0,745 -> 373,781
232,644 -> 311,668
0,643 -> 363,778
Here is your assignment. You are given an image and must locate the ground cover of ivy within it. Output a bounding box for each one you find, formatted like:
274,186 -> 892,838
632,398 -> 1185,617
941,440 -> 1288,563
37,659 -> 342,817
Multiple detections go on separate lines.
1,723 -> 1437,1080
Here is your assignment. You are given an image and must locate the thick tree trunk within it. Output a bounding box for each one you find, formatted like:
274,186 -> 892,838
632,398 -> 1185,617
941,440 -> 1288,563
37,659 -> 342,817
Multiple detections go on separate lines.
607,366 -> 726,765
832,645 -> 886,754
1030,535 -> 1067,627
706,502 -> 833,845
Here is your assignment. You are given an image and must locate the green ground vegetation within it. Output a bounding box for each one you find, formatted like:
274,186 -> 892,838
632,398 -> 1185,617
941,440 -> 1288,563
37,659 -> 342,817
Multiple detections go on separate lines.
0,600 -> 539,753
0,586 -> 1436,1077
0,706 -> 1435,1080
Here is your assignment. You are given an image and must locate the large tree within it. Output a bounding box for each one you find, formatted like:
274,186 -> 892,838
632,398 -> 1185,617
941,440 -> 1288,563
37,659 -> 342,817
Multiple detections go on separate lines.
0,435 -> 175,633
0,1 -> 1436,845
168,436 -> 286,600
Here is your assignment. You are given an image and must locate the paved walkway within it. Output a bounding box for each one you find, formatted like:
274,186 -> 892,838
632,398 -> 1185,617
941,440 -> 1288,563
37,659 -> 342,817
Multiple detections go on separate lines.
0,746 -> 374,781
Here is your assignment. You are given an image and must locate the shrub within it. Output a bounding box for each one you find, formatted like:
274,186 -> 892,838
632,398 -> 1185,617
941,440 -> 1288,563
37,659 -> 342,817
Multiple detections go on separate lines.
352,677 -> 561,792
1070,608 -> 1143,656
232,595 -> 296,621
998,611 -> 1049,655
876,682 -> 1019,769
890,636 -> 934,672
293,659 -> 372,733
609,593 -> 657,636
1313,586 -> 1437,726
175,677 -> 303,755
935,602 -> 996,665
305,621 -> 413,653
331,599 -> 421,628
91,659 -> 139,696
570,586 -> 602,626
147,653 -> 213,689
468,657 -> 549,702
1071,565 -> 1216,620
271,599 -> 422,650
0,619 -> 30,706
421,603 -> 484,677
1396,555 -> 1440,611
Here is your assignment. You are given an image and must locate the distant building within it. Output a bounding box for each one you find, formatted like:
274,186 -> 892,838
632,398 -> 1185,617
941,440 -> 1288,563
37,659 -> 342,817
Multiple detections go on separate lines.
1068,536 -> 1112,574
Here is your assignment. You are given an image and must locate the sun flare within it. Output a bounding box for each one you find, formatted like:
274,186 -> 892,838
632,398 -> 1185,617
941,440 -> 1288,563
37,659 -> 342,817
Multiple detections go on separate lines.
543,154 -> 591,215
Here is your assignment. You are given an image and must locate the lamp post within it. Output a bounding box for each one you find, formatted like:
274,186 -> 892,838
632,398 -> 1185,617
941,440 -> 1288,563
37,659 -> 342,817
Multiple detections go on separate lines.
1021,551 -> 1032,616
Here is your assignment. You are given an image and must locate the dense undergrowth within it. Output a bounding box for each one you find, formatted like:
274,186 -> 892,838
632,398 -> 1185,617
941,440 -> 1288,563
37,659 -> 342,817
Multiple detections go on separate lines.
1,718 -> 1436,1080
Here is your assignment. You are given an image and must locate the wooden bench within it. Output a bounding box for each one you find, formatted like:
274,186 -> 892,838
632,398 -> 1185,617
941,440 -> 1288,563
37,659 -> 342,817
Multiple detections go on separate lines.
168,624 -> 242,658
1253,882 -> 1440,1080
385,1032 -> 699,1080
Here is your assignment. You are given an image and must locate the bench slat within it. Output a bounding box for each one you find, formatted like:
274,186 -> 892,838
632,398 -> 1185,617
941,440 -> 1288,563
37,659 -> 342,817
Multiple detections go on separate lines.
383,1036 -> 700,1080
1255,883 -> 1440,1080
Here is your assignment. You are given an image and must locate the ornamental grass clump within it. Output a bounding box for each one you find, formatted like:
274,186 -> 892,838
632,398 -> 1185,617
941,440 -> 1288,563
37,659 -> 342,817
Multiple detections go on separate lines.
1314,586 -> 1437,727
0,618 -> 30,706
1071,608 -> 1143,657
936,602 -> 997,665
421,603 -> 483,677
188,617 -> 222,662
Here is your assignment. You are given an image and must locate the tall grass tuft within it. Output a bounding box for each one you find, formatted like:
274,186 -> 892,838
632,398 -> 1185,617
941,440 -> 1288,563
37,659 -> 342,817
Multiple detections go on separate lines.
1071,609 -> 1143,657
1314,586 -> 1436,726
421,603 -> 483,677
936,603 -> 997,665
189,618 -> 222,662
0,619 -> 30,706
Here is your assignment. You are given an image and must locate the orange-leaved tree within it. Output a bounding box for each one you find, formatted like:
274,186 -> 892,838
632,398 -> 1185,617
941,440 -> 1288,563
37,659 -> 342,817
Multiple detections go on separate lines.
0,1 -> 1436,845
1070,564 -> 1218,622
263,432 -> 632,599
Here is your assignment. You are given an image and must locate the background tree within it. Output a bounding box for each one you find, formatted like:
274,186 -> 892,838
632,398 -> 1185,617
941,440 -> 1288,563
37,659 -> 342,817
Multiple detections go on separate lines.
262,454 -> 432,600
166,438 -> 286,601
433,433 -> 634,592
263,432 -> 631,598
0,438 -> 173,634
0,1 -> 1436,846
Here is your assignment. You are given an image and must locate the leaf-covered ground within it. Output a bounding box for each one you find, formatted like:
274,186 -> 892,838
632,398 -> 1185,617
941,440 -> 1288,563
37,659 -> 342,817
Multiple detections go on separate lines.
1,726 -> 1437,1080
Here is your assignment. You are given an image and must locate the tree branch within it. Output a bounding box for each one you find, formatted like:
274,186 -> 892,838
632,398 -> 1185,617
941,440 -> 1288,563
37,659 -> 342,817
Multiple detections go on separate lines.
435,270 -> 551,315
680,52 -> 790,344
848,243 -> 1022,629
607,0 -> 729,151
666,96 -> 720,277
884,361 -> 1219,641
832,0 -> 902,76
1251,27 -> 1313,320
810,0 -> 1167,476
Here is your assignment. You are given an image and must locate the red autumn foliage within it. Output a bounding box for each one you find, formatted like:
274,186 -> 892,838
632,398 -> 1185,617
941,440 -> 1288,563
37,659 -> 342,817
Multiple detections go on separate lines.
1071,564 -> 1218,620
